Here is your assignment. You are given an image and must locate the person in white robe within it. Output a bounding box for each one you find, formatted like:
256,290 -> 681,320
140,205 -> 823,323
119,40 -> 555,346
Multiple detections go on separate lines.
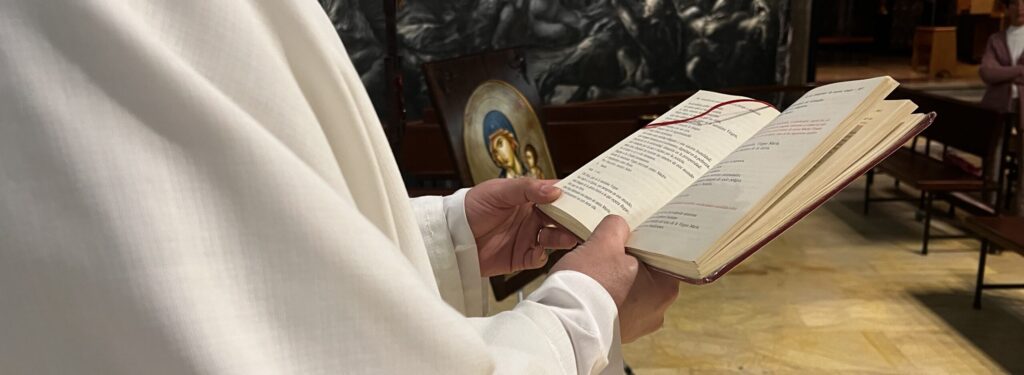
0,1 -> 680,374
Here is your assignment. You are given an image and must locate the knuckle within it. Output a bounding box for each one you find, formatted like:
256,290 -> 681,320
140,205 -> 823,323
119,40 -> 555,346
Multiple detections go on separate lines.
527,177 -> 545,190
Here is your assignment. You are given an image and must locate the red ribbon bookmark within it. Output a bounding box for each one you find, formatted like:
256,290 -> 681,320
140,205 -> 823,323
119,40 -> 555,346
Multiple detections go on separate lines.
644,99 -> 777,129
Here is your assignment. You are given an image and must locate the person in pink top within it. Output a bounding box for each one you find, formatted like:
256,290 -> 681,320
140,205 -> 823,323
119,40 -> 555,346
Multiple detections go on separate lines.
979,0 -> 1024,213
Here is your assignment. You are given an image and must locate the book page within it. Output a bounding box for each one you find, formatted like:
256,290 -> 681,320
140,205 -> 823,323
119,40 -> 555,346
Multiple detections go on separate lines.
704,110 -> 922,271
628,77 -> 894,262
539,91 -> 779,238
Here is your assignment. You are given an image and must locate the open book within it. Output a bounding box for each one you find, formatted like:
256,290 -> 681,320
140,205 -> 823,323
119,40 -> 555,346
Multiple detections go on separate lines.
538,77 -> 935,284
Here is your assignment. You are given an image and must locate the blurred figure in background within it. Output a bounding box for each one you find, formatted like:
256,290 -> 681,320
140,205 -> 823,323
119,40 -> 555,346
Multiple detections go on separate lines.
979,0 -> 1024,213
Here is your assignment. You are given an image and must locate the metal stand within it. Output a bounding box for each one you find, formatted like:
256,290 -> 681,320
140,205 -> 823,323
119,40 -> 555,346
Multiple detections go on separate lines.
973,239 -> 1024,309
921,192 -> 933,255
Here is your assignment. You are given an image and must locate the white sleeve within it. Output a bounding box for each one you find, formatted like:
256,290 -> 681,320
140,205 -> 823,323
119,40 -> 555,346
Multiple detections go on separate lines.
468,272 -> 624,375
526,271 -> 625,375
410,189 -> 486,316
412,190 -> 624,374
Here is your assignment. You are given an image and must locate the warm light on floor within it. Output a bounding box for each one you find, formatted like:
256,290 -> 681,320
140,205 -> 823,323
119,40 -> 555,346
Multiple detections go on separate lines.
622,174 -> 1024,373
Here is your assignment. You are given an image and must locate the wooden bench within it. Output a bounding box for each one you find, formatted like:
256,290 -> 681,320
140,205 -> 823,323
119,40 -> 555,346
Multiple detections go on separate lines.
864,87 -> 1004,255
965,216 -> 1024,309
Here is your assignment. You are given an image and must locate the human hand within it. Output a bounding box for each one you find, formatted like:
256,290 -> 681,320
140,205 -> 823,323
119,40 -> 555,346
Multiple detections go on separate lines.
617,263 -> 680,343
465,178 -> 579,277
550,215 -> 679,343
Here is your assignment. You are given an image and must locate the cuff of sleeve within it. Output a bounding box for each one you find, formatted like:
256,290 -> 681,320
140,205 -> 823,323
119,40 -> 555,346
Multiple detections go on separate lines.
527,270 -> 622,375
410,189 -> 484,316
443,188 -> 486,316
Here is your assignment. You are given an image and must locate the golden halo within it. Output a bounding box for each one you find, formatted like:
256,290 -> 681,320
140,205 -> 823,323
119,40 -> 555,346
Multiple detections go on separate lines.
463,80 -> 555,184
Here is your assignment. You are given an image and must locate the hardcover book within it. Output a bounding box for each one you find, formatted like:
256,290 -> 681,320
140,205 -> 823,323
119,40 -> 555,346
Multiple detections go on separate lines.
538,77 -> 935,284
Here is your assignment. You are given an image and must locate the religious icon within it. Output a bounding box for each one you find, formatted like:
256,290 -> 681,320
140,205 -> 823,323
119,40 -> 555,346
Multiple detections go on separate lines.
484,111 -> 527,178
523,144 -> 544,179
463,80 -> 556,184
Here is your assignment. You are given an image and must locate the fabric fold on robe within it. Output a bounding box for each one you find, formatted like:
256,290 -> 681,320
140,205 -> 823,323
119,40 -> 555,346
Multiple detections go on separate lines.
0,1 -> 622,374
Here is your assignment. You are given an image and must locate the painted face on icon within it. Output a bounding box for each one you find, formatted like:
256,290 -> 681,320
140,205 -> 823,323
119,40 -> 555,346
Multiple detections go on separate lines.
489,130 -> 519,170
483,110 -> 525,177
524,144 -> 539,168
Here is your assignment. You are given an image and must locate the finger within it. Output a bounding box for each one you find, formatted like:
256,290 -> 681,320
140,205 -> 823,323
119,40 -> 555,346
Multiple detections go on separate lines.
646,264 -> 679,284
521,179 -> 562,205
473,178 -> 559,207
642,264 -> 680,310
537,227 -> 579,249
527,247 -> 549,269
536,209 -> 585,241
516,246 -> 548,271
587,215 -> 630,248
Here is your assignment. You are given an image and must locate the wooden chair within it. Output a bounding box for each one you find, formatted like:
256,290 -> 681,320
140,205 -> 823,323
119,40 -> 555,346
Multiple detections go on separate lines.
864,87 -> 1004,255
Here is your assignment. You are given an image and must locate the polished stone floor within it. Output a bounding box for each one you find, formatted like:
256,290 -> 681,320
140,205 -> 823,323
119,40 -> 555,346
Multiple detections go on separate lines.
621,174 -> 1024,374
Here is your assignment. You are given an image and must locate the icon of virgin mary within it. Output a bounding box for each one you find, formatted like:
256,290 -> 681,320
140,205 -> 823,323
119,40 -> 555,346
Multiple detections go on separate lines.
483,110 -> 527,179
462,80 -> 555,184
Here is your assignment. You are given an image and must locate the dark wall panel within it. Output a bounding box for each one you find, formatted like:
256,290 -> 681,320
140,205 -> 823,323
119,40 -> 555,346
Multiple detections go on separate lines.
321,0 -> 791,119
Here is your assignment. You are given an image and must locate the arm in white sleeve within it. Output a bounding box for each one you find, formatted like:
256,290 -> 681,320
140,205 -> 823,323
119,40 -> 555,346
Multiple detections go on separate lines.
522,271 -> 624,375
410,189 -> 486,316
412,190 -> 624,374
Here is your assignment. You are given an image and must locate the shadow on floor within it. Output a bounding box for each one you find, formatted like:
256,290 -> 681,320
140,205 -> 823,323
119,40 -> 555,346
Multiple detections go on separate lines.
824,183 -> 980,254
912,291 -> 1024,373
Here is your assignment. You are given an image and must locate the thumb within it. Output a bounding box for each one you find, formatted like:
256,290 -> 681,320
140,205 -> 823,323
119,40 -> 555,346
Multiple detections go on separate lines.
490,178 -> 561,206
586,215 -> 631,250
522,179 -> 562,205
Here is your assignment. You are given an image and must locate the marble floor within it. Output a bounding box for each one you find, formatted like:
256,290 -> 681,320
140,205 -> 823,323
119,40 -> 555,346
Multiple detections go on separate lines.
621,174 -> 1024,374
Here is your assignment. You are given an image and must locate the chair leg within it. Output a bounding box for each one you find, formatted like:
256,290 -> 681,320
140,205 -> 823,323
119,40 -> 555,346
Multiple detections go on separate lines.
915,191 -> 926,221
974,240 -> 990,309
864,170 -> 874,215
921,192 -> 933,255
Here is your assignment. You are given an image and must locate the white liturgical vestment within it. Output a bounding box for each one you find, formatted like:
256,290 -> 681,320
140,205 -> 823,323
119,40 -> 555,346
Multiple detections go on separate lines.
0,1 -> 623,374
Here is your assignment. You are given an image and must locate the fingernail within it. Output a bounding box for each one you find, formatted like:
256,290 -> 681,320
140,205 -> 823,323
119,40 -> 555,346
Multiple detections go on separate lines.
541,184 -> 559,195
